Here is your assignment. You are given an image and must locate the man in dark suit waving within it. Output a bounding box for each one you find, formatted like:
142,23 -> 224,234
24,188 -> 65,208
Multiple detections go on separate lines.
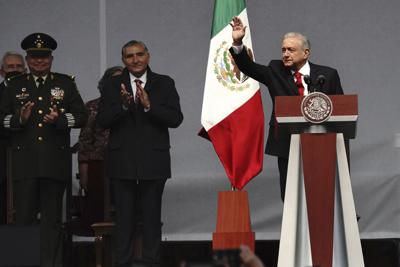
97,40 -> 183,267
229,17 -> 344,201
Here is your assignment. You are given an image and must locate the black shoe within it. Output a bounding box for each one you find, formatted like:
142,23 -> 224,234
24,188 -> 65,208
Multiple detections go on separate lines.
357,215 -> 361,221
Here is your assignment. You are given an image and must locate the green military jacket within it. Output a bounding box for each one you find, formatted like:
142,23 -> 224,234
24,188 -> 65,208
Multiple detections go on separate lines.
0,72 -> 88,181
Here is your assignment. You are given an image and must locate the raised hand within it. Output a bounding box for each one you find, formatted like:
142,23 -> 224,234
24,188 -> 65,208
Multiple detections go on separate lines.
120,83 -> 133,106
230,16 -> 247,45
20,101 -> 35,124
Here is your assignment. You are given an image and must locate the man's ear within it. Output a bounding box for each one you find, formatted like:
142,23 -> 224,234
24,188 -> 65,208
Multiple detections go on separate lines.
304,48 -> 310,59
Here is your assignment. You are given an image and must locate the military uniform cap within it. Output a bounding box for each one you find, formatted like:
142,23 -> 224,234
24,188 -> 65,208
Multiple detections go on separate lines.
21,32 -> 57,57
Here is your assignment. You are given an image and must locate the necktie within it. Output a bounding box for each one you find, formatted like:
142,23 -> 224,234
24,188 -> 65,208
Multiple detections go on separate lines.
36,77 -> 44,88
134,79 -> 142,104
294,71 -> 304,96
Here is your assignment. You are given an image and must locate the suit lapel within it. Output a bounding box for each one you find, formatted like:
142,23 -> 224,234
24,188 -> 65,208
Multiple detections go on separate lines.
144,68 -> 155,93
309,62 -> 318,85
284,68 -> 299,95
309,62 -> 323,93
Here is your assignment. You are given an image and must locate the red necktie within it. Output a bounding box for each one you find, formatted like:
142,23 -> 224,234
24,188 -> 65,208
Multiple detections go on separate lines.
294,71 -> 304,96
134,79 -> 142,103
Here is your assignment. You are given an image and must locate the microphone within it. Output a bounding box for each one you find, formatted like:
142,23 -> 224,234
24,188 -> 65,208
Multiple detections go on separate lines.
303,75 -> 312,85
303,75 -> 313,92
316,75 -> 326,91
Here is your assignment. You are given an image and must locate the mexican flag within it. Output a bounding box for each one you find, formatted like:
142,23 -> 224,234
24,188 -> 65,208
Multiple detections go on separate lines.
200,0 -> 264,190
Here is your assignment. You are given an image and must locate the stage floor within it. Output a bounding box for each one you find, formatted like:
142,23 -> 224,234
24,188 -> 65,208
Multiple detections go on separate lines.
70,239 -> 400,267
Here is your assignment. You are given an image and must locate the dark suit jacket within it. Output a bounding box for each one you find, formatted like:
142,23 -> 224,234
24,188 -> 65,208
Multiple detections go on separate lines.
97,68 -> 183,180
230,47 -> 343,158
0,73 -> 88,181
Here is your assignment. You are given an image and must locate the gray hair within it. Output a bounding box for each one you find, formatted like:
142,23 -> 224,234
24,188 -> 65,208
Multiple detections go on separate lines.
282,32 -> 311,50
1,51 -> 24,67
121,40 -> 149,56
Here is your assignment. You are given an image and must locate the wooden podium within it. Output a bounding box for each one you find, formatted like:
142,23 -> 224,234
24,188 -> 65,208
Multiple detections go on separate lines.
212,191 -> 255,251
275,94 -> 364,267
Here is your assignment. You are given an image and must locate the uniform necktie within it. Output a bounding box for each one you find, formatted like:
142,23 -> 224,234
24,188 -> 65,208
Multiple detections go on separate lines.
134,79 -> 142,104
294,71 -> 304,96
36,77 -> 44,88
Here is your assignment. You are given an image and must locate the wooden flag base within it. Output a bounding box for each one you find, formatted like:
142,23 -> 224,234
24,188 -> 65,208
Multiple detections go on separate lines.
212,191 -> 255,251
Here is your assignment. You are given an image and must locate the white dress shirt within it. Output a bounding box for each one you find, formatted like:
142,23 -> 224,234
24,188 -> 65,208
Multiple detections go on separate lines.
33,74 -> 48,87
129,71 -> 147,98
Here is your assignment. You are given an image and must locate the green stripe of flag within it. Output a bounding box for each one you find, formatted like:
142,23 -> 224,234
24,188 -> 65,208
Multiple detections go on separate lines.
211,0 -> 246,38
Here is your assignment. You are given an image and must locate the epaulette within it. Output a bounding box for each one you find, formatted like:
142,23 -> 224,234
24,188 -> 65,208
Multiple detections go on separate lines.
6,73 -> 26,82
5,73 -> 27,86
51,72 -> 76,81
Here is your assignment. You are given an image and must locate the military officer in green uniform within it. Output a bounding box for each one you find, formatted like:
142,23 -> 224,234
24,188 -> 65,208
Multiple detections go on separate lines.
0,33 -> 87,267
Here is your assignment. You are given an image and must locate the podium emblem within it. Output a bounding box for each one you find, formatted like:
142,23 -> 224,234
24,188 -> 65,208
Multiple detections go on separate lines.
301,92 -> 333,123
